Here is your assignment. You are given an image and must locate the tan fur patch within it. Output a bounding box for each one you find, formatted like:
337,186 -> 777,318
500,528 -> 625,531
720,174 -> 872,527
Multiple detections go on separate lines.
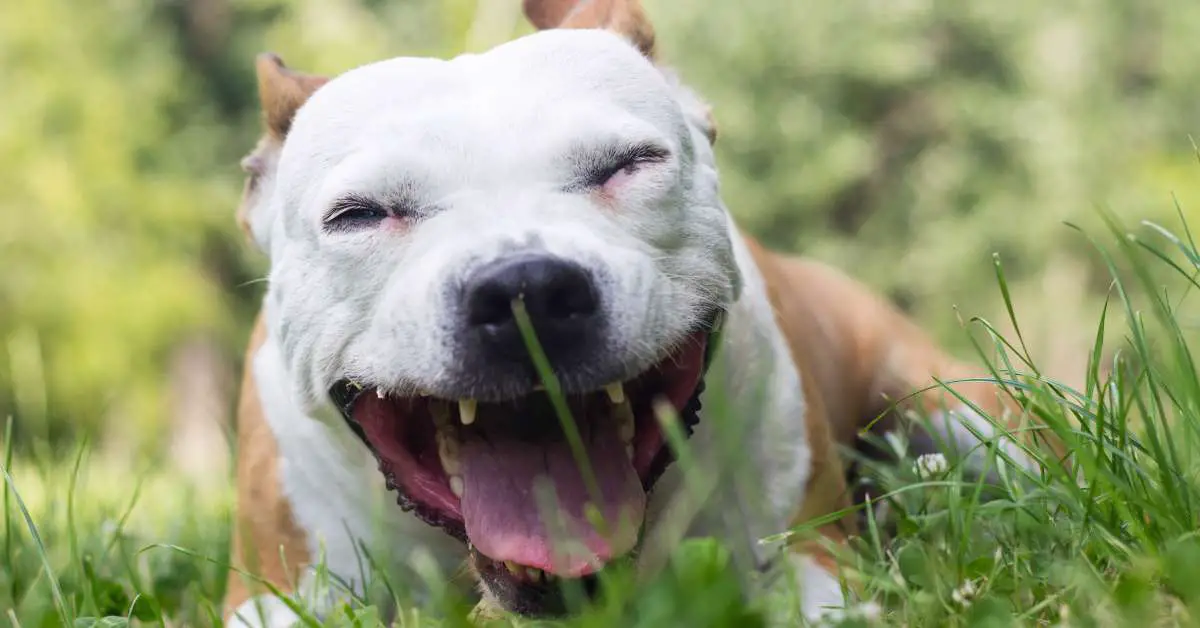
223,314 -> 310,615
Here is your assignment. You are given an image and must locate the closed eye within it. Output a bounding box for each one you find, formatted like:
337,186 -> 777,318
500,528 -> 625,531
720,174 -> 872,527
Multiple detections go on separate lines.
575,142 -> 670,189
323,194 -> 393,232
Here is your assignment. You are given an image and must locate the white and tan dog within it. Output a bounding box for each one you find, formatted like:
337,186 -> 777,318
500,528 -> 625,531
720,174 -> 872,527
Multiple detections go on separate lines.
224,1 -> 1050,625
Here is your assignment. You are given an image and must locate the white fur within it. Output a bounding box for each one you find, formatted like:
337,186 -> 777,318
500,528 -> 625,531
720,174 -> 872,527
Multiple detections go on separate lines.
236,27 -> 834,621
229,595 -> 300,628
795,555 -> 849,624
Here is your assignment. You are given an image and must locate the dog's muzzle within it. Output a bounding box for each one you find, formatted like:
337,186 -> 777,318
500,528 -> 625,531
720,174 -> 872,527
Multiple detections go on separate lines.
326,256 -> 725,616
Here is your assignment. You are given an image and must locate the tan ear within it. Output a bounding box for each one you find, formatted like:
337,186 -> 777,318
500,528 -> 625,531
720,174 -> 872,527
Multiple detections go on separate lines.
255,53 -> 329,140
522,0 -> 655,59
236,54 -> 326,250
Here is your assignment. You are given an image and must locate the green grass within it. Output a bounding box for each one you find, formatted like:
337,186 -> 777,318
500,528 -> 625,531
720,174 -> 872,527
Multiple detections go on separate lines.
7,207 -> 1200,627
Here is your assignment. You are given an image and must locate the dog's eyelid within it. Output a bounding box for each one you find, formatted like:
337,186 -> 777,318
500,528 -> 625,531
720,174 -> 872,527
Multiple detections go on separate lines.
606,141 -> 671,167
322,194 -> 394,232
574,141 -> 671,189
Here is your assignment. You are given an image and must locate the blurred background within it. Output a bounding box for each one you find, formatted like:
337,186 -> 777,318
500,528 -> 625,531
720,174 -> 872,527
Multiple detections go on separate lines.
1,0 -> 1198,483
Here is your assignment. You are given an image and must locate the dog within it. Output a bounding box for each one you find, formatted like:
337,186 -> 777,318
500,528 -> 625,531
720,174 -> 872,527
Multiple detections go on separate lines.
222,0 -> 1050,624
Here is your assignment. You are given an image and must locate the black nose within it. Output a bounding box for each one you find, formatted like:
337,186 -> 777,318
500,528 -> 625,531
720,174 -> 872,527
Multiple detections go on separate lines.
462,254 -> 600,360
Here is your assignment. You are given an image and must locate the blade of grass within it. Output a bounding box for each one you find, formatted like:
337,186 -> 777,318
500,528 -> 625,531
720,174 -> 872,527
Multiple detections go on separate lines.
67,436 -> 97,613
0,461 -> 72,626
510,298 -> 606,531
3,416 -> 13,603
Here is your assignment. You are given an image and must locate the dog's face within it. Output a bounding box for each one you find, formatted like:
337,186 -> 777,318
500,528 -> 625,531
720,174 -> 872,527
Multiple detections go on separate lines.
241,0 -> 737,615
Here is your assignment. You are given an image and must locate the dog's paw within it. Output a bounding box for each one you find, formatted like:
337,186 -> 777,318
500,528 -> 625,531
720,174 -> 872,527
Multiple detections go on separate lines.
804,601 -> 882,627
795,556 -> 849,625
786,554 -> 884,627
227,595 -> 302,628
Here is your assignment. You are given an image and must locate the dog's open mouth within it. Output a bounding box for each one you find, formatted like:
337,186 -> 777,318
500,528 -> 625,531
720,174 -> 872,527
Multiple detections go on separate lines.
328,319 -> 718,592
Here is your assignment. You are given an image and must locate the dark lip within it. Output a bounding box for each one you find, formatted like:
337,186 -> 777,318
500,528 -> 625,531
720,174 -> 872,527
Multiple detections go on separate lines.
469,546 -> 614,617
326,308 -> 724,558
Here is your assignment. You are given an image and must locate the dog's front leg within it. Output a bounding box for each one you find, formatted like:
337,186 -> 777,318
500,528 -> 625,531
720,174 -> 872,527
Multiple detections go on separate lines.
782,403 -> 861,626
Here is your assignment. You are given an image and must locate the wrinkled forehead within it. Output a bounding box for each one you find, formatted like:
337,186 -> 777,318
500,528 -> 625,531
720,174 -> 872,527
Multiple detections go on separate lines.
287,29 -> 683,162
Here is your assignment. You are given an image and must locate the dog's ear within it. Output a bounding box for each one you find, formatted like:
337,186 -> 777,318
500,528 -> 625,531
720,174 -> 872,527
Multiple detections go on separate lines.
237,54 -> 328,252
255,53 -> 329,140
522,0 -> 656,59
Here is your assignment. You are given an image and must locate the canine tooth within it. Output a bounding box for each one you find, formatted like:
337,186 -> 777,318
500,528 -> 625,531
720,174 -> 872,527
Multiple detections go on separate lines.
626,444 -> 634,460
376,388 -> 386,399
605,382 -> 625,404
459,399 -> 477,425
450,475 -> 465,498
505,561 -> 520,575
615,400 -> 635,443
438,433 -> 461,475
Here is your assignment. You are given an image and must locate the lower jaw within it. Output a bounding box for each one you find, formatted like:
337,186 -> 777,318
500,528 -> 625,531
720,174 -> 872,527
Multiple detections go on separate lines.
469,545 -> 632,618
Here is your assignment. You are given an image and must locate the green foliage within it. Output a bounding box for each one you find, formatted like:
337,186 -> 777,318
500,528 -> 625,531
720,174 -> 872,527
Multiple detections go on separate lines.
653,0 -> 1200,347
0,0 -> 254,450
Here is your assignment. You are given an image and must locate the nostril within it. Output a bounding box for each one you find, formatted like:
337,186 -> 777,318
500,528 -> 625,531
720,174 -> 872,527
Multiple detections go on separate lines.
466,283 -> 519,328
543,274 -> 598,321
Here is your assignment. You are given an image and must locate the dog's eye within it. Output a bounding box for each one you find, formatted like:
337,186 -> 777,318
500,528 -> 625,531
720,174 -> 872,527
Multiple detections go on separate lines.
582,143 -> 670,189
324,195 -> 390,232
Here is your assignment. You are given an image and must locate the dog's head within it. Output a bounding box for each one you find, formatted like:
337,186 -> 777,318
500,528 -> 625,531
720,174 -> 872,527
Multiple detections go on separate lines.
239,0 -> 737,615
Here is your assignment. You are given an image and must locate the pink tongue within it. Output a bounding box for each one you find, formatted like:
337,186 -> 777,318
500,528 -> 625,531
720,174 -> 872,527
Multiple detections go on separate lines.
459,420 -> 645,577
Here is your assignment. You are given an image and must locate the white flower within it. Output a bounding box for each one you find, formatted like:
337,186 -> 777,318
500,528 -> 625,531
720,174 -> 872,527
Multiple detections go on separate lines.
913,453 -> 949,478
951,579 -> 979,606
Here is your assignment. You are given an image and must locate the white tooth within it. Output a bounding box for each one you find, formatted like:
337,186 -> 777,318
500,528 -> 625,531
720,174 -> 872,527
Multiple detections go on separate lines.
626,444 -> 634,460
616,400 -> 635,443
505,561 -> 520,575
605,382 -> 625,405
459,399 -> 477,425
450,475 -> 465,498
376,388 -> 386,399
438,433 -> 461,475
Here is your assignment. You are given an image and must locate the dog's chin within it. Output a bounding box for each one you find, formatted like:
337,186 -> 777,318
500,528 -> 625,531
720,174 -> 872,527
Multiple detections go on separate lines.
328,319 -> 717,616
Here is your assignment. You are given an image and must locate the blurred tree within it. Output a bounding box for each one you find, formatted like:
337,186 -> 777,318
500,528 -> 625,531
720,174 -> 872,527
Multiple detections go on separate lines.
651,0 -> 1200,370
0,0 -> 243,455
